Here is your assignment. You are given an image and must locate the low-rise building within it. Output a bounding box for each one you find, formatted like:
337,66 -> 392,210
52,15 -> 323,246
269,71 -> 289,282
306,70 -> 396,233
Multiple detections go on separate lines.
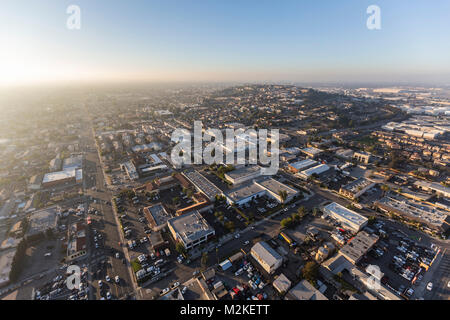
285,280 -> 328,300
167,211 -> 215,250
322,202 -> 368,233
339,177 -> 376,200
144,203 -> 173,231
224,165 -> 262,185
250,241 -> 283,274
353,151 -> 372,164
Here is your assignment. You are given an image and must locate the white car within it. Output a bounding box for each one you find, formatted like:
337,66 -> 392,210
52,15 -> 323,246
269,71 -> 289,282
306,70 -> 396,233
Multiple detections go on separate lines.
115,276 -> 120,283
243,240 -> 250,245
426,282 -> 433,291
98,280 -> 103,287
106,292 -> 112,300
105,275 -> 111,282
234,233 -> 240,239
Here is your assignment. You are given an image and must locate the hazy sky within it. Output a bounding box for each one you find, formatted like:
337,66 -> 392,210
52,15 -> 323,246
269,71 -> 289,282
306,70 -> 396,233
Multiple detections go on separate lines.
1,0 -> 450,86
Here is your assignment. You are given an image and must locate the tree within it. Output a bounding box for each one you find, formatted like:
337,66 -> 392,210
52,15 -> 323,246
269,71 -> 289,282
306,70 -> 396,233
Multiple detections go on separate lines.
175,242 -> 186,255
201,252 -> 208,271
381,184 -> 390,196
302,261 -> 319,285
278,190 -> 288,204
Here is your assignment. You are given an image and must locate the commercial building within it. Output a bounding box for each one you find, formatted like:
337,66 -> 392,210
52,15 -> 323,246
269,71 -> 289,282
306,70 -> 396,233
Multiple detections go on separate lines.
414,180 -> 450,198
353,151 -> 372,164
254,178 -> 299,203
183,170 -> 223,201
339,231 -> 379,264
339,178 -> 376,200
66,222 -> 87,261
335,149 -> 354,160
62,155 -> 83,171
224,165 -> 262,185
225,182 -> 266,206
301,147 -> 323,159
287,159 -> 317,174
374,195 -> 450,232
144,203 -> 173,231
272,273 -> 292,294
322,202 -> 368,233
26,207 -> 59,237
285,280 -> 328,300
167,211 -> 215,250
42,168 -> 82,188
0,249 -> 16,287
297,164 -> 330,180
225,178 -> 299,205
122,160 -> 139,180
250,241 -> 283,274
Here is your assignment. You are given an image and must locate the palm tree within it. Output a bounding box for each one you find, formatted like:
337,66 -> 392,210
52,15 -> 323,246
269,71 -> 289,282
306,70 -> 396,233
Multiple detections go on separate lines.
278,190 -> 288,205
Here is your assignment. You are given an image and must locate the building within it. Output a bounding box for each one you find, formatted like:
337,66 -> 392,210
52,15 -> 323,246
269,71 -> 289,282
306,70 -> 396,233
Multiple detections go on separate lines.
414,180 -> 450,198
301,147 -> 323,159
224,165 -> 262,185
66,222 -> 87,261
183,170 -> 223,201
49,158 -> 62,172
149,231 -> 165,250
254,178 -> 299,203
287,159 -> 317,174
167,211 -> 215,250
250,241 -> 283,274
0,249 -> 16,287
273,273 -> 292,294
322,202 -> 368,233
225,178 -> 299,205
122,160 -> 139,180
335,149 -> 354,160
339,178 -> 376,200
353,151 -> 372,164
144,203 -> 173,231
225,181 -> 266,206
374,195 -> 450,233
26,207 -> 59,237
297,164 -> 330,180
62,155 -> 83,171
285,280 -> 328,300
41,168 -> 82,188
339,231 -> 379,264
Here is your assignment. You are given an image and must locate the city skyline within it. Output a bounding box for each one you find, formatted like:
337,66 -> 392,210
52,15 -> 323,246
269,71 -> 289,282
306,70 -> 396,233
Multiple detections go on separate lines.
1,0 -> 450,86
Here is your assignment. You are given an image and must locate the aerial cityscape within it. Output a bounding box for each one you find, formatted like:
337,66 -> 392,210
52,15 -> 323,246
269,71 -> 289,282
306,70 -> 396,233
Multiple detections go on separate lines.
0,0 -> 449,308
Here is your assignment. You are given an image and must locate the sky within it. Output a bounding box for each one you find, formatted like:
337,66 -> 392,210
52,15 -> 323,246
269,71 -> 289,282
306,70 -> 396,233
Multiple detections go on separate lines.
1,0 -> 450,86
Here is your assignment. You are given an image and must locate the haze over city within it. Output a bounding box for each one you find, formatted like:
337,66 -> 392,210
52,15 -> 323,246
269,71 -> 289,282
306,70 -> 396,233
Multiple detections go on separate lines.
1,0 -> 450,86
0,0 -> 449,309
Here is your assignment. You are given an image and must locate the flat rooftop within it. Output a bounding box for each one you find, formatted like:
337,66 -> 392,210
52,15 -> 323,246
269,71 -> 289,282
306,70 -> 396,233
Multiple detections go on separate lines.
168,211 -> 214,243
42,169 -> 77,183
340,231 -> 379,264
144,203 -> 172,227
300,164 -> 330,177
225,182 -> 265,203
341,177 -> 375,193
183,170 -> 222,200
27,206 -> 58,236
255,178 -> 298,198
251,241 -> 282,267
301,147 -> 323,156
285,280 -> 328,300
323,202 -> 368,228
289,159 -> 317,171
224,165 -> 261,181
